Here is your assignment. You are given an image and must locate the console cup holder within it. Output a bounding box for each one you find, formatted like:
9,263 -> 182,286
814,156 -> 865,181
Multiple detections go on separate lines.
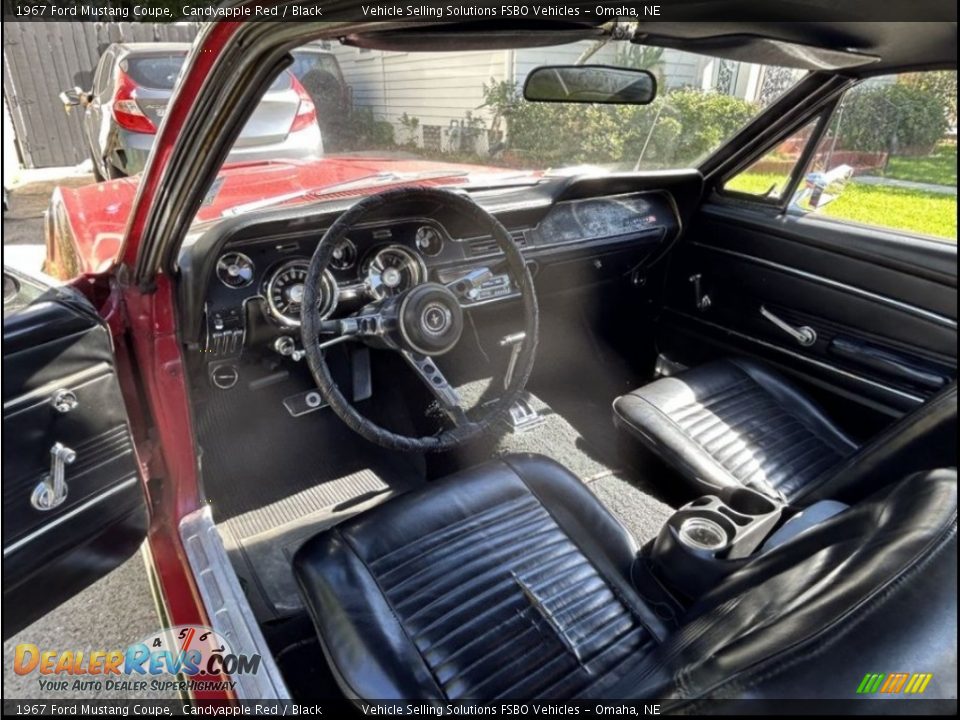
725,487 -> 779,516
649,486 -> 784,598
678,516 -> 730,551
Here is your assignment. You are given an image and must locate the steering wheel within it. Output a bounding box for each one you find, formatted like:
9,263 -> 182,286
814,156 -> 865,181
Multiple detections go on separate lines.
301,187 -> 539,452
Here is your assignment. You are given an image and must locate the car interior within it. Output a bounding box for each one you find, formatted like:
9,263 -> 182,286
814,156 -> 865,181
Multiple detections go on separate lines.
2,16 -> 956,705
167,27 -> 957,703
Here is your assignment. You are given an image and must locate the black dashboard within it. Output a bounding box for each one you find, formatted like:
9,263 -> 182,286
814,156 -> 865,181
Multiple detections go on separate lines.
176,172 -> 702,376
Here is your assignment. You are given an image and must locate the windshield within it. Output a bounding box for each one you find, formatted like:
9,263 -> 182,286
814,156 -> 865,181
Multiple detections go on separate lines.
199,39 -> 805,220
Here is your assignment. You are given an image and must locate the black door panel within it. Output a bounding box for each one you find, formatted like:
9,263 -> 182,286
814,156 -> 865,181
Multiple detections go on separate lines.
2,269 -> 148,636
658,205 -> 957,425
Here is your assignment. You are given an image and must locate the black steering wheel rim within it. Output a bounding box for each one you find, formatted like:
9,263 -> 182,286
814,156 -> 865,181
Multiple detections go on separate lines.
301,186 -> 539,452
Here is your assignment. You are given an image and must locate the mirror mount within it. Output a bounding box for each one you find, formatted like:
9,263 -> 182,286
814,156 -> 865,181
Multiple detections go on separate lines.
523,65 -> 657,105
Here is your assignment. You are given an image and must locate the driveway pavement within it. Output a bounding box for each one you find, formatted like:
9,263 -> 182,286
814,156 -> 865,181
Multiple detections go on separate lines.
2,168 -> 172,701
2,553 -> 174,700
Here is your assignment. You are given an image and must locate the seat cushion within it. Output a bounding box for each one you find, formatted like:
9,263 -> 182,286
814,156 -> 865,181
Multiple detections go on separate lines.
613,358 -> 858,503
294,454 -> 668,701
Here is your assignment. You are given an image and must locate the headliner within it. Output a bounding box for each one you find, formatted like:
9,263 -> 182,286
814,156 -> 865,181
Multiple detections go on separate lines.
334,0 -> 956,76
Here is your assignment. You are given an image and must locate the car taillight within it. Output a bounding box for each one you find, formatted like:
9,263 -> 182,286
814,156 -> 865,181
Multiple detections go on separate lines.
112,70 -> 156,134
290,75 -> 317,133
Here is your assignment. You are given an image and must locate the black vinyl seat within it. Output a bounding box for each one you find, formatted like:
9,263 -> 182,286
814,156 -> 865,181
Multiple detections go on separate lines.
613,358 -> 957,504
294,455 -> 667,700
293,454 -> 957,702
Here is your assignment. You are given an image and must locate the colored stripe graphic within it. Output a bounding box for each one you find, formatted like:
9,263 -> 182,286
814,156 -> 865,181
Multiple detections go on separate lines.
857,673 -> 885,694
904,673 -> 934,694
857,672 -> 933,694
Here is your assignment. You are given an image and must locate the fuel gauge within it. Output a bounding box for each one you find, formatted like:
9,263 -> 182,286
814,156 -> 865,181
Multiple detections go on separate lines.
415,225 -> 444,257
216,252 -> 255,289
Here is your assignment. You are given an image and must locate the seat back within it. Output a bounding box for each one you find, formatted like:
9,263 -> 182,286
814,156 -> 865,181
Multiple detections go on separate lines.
798,381 -> 957,505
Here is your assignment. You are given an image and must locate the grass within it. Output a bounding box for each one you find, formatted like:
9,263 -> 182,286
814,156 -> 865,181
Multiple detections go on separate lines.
724,171 -> 957,242
822,183 -> 957,241
881,143 -> 957,186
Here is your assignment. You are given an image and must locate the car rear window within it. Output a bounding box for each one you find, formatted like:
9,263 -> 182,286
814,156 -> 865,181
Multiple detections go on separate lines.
123,54 -> 186,89
122,53 -> 291,91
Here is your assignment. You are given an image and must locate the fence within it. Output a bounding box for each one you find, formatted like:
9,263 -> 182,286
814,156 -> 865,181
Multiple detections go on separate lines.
3,22 -> 200,168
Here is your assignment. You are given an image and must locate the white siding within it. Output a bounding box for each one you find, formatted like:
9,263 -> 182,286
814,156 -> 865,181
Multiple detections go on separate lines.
332,46 -> 509,147
513,45 -> 706,89
330,43 -> 736,151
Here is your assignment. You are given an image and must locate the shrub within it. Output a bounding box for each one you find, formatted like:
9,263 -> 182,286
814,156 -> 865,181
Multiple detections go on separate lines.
482,81 -> 757,169
838,82 -> 949,155
344,107 -> 395,149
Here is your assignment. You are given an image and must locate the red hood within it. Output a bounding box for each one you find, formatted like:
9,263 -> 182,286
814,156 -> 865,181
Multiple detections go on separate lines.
50,156 -> 538,275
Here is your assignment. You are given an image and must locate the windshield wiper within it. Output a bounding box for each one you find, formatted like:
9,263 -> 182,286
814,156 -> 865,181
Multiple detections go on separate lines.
221,171 -> 470,217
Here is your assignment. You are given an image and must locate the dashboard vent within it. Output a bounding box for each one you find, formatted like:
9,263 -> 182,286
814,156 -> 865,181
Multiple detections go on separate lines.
466,230 -> 527,257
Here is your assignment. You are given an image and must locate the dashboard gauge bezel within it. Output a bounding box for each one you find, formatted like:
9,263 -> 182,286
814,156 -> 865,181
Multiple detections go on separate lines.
264,259 -> 339,327
414,225 -> 445,257
362,244 -> 428,301
215,251 -> 256,289
329,238 -> 358,272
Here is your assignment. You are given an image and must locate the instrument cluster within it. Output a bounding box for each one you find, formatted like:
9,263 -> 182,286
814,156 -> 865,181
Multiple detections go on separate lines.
211,221 -> 449,335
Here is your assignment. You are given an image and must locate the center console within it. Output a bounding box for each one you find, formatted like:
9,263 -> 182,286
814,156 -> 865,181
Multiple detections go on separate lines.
647,486 -> 784,598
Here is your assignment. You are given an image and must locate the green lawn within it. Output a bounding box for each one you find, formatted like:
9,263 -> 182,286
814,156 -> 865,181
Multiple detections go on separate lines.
882,143 -> 957,186
725,171 -> 957,242
822,183 -> 957,241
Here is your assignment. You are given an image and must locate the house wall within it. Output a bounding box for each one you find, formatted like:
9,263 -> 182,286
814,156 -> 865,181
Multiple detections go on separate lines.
512,45 -> 706,89
331,46 -> 510,151
330,43 -> 730,152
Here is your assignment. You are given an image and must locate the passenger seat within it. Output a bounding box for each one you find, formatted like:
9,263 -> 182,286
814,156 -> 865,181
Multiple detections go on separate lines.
613,357 -> 956,505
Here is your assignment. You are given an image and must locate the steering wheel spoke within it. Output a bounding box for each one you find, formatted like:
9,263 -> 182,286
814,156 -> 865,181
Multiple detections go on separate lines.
401,350 -> 468,426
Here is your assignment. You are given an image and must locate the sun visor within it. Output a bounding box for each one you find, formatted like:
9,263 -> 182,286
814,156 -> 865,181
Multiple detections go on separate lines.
634,34 -> 880,70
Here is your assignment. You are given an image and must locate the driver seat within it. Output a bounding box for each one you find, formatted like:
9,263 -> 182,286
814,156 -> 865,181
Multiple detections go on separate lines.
293,454 -> 956,701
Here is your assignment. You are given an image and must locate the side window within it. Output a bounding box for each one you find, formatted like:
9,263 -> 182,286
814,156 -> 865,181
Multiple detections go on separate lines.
722,120 -> 819,200
803,71 -> 956,242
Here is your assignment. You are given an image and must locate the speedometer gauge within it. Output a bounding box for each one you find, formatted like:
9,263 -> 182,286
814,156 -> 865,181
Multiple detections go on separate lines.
364,245 -> 426,300
265,260 -> 338,326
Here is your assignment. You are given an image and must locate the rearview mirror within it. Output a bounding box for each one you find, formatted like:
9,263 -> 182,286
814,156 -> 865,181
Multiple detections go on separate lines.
523,65 -> 657,105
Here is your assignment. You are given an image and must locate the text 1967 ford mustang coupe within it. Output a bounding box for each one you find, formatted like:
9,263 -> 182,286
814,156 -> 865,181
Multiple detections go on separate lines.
3,4 -> 957,709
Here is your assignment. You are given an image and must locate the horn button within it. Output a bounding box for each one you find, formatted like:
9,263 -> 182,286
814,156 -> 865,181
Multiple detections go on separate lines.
398,284 -> 464,356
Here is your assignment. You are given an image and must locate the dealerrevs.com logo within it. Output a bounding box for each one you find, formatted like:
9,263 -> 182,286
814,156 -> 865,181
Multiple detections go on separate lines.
13,626 -> 259,694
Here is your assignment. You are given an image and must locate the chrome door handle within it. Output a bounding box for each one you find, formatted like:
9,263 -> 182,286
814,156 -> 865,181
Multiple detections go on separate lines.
31,442 -> 76,511
760,306 -> 817,347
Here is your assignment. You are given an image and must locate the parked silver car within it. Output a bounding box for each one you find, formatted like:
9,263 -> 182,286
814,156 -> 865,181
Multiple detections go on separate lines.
60,42 -> 323,180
